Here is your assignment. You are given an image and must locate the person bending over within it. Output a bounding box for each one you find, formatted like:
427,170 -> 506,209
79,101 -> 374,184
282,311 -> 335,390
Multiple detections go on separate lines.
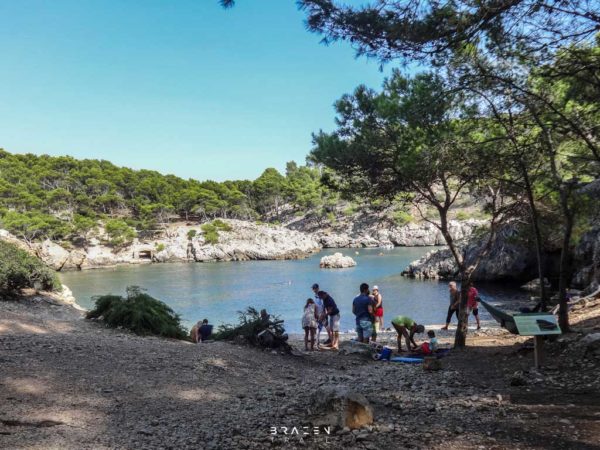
391,315 -> 425,352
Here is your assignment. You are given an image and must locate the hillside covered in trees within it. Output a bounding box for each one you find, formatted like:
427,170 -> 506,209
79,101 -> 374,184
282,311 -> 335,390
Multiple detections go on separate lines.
0,149 -> 339,245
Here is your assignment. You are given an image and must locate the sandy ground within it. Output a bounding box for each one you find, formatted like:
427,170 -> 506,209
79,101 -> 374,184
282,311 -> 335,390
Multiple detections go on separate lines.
1,294 -> 600,450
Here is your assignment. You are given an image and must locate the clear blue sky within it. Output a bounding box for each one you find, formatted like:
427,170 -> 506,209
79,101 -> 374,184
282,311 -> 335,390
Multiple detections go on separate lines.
0,0 -> 396,181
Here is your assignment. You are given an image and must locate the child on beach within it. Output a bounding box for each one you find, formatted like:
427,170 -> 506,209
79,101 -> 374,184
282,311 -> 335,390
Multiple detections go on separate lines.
428,330 -> 438,352
417,330 -> 438,355
302,298 -> 318,351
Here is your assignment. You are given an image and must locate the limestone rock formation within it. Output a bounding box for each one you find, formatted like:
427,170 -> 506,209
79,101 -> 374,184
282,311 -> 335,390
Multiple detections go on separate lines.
313,219 -> 485,248
403,224 -> 536,281
0,220 -> 321,270
572,226 -> 600,289
319,252 -> 357,269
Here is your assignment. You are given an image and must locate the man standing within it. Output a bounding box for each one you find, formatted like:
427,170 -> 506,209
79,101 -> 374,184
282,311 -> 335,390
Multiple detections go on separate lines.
441,281 -> 460,330
353,283 -> 374,343
317,291 -> 340,350
312,283 -> 328,346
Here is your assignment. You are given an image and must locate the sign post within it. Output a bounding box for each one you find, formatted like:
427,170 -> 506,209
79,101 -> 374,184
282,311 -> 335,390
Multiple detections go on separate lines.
513,313 -> 561,369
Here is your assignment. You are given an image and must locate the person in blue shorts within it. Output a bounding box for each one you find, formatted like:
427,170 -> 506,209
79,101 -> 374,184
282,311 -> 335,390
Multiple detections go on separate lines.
353,283 -> 374,343
317,291 -> 340,350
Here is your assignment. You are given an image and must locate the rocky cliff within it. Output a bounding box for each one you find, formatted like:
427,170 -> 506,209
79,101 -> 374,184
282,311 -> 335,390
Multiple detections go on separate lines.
403,224 -> 537,282
403,223 -> 600,289
572,226 -> 600,289
2,220 -> 321,271
293,216 -> 486,249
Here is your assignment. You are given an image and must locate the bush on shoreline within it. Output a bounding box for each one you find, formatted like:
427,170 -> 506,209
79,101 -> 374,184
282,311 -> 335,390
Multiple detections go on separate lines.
0,241 -> 61,294
86,286 -> 187,339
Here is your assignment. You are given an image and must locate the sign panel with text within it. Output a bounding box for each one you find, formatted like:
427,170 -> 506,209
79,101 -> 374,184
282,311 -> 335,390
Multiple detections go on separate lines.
513,313 -> 562,336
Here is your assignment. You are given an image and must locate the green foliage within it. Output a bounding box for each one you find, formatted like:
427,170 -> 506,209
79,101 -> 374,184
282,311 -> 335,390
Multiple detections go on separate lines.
0,241 -> 61,293
86,286 -> 186,339
155,243 -> 166,252
104,219 -> 136,247
201,223 -> 219,245
392,210 -> 414,226
211,219 -> 232,231
253,168 -> 287,217
342,204 -> 357,216
0,210 -> 71,242
213,307 -> 285,342
0,149 -> 338,237
186,229 -> 197,240
455,211 -> 470,221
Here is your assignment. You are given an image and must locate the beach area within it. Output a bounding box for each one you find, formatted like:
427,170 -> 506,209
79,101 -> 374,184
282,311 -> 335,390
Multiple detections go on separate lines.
1,293 -> 599,450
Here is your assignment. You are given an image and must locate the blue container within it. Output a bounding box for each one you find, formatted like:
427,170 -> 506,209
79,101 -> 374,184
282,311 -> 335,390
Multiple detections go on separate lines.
379,346 -> 392,360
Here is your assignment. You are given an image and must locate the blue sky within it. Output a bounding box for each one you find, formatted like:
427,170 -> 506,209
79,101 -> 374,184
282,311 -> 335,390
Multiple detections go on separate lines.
0,0 -> 395,181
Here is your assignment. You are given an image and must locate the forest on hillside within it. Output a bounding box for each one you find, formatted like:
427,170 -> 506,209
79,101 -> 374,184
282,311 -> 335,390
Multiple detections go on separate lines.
0,150 -> 342,244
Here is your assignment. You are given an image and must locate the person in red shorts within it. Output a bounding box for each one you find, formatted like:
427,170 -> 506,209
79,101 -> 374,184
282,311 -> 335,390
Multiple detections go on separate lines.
466,281 -> 481,330
372,285 -> 384,332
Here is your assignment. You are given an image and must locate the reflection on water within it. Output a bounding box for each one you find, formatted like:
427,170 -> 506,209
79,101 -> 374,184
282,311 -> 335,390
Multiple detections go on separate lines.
60,247 -> 530,333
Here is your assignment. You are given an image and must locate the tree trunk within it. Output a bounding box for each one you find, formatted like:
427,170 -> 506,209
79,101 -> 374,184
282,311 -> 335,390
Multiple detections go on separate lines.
520,163 -> 548,309
557,193 -> 574,332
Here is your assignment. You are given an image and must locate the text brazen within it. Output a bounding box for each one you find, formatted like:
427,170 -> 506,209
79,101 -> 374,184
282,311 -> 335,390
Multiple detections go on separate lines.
269,426 -> 331,436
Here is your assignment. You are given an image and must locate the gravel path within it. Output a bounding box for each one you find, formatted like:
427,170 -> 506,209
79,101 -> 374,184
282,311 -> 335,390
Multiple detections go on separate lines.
1,295 -> 599,449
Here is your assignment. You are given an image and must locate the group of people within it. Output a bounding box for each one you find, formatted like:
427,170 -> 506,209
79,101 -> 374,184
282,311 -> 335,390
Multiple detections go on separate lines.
196,279 -> 482,351
302,282 -> 437,353
302,282 -> 385,351
441,280 -> 481,330
190,319 -> 213,343
301,284 -> 343,351
302,279 -> 485,354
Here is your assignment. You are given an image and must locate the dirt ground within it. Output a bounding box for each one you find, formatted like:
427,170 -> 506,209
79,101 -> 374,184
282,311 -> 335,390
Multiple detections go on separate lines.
1,293 -> 599,450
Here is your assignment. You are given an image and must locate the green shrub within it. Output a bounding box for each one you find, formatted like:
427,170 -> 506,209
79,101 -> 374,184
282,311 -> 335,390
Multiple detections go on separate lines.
104,219 -> 136,247
455,211 -> 470,221
155,243 -> 166,252
0,241 -> 61,293
212,219 -> 232,231
187,229 -> 197,240
392,210 -> 414,226
201,223 -> 219,245
342,205 -> 357,216
86,286 -> 186,339
214,307 -> 285,341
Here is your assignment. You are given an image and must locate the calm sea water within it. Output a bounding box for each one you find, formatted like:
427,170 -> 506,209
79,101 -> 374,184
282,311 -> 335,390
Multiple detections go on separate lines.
60,247 -> 528,333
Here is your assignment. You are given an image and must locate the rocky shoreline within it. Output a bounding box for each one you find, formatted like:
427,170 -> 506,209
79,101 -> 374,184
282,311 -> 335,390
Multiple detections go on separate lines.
0,218 -> 482,272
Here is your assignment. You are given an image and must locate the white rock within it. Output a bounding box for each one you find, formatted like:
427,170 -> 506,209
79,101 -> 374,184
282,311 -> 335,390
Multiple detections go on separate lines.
319,252 -> 357,269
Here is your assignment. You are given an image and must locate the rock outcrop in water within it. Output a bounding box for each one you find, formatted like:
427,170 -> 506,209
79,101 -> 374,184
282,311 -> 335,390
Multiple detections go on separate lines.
319,253 -> 357,269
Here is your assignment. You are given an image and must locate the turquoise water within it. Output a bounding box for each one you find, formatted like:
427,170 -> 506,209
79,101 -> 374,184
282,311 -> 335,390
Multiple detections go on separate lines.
60,247 -> 527,333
